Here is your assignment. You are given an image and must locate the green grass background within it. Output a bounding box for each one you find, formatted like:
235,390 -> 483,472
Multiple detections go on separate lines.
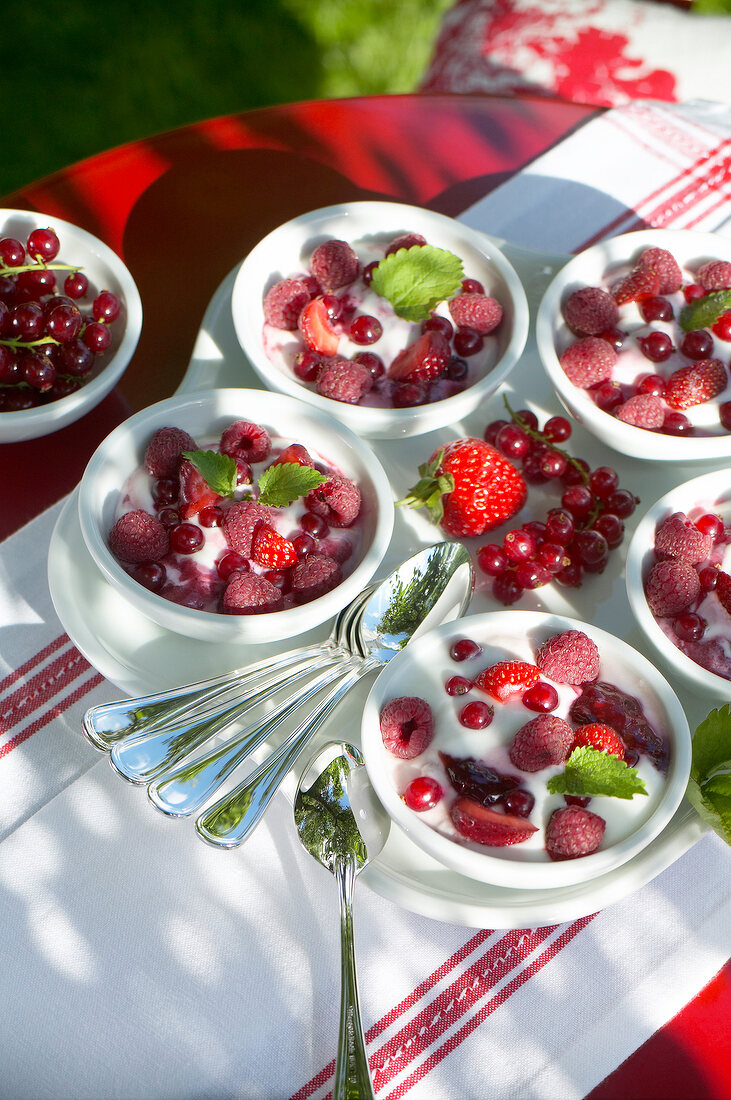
4,0 -> 453,198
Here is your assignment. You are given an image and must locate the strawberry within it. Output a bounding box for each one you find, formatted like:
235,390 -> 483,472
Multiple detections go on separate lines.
251,524 -> 298,569
715,570 -> 731,615
450,797 -> 538,847
573,723 -> 625,760
611,266 -> 661,305
178,458 -> 221,519
271,443 -> 315,468
399,438 -> 527,538
664,358 -> 727,410
298,296 -> 340,355
475,660 -> 540,702
388,330 -> 450,383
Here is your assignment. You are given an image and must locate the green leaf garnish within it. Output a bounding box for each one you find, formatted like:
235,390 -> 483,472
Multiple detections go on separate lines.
370,244 -> 464,322
257,462 -> 327,508
685,705 -> 731,846
181,449 -> 238,497
679,289 -> 731,331
547,746 -> 648,800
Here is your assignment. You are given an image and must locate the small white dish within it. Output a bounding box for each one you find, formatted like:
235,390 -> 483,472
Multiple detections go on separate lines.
536,228 -> 731,463
0,208 -> 142,442
76,387 -> 394,644
626,467 -> 731,701
361,611 -> 691,891
230,201 -> 529,439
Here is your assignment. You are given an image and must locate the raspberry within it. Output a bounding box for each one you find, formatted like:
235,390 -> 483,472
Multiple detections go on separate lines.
222,572 -> 283,614
305,473 -> 361,527
664,358 -> 727,411
615,394 -> 665,429
220,420 -> 271,463
263,277 -> 314,330
475,660 -> 540,702
696,260 -> 731,291
379,696 -> 434,759
310,239 -> 360,291
448,293 -> 503,335
545,805 -> 606,860
611,266 -> 661,305
144,426 -> 197,479
449,798 -> 538,847
291,553 -> 342,602
559,336 -> 616,388
509,714 -> 574,772
562,287 -> 619,335
573,722 -> 625,759
388,330 -> 451,383
645,559 -> 701,617
109,509 -> 169,564
385,232 -> 427,256
654,512 -> 713,565
315,357 -> 373,404
535,629 -> 600,685
637,247 -> 683,294
222,501 -> 275,557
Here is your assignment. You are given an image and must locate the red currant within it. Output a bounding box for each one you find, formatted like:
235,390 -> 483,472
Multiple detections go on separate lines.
453,329 -> 483,357
445,675 -> 472,696
27,227 -> 60,262
635,373 -> 666,398
542,415 -> 572,442
422,314 -> 453,340
492,571 -> 523,605
712,311 -> 731,341
522,682 -> 559,712
170,523 -> 204,554
477,543 -> 507,576
350,314 -> 382,345
459,700 -> 494,729
450,637 -> 482,662
683,284 -> 706,303
502,789 -> 535,818
640,296 -> 673,322
637,331 -> 674,362
503,528 -> 536,563
662,412 -> 694,436
588,466 -> 619,499
695,513 -> 724,541
216,551 -> 249,581
673,612 -> 706,642
680,330 -> 713,359
495,423 -> 531,460
403,776 -> 443,812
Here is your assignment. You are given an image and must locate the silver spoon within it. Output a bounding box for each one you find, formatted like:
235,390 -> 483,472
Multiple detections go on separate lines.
294,741 -> 389,1100
194,541 -> 473,848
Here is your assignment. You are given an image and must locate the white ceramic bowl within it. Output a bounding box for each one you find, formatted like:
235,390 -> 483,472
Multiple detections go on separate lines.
0,208 -> 142,443
230,201 -> 529,439
361,610 -> 690,890
77,388 -> 394,643
536,229 -> 731,463
626,468 -> 731,701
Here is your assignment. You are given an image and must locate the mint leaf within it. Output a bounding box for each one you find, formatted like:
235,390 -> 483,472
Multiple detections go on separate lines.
547,746 -> 648,800
679,289 -> 731,331
257,462 -> 327,508
182,450 -> 237,497
370,244 -> 464,322
686,705 -> 731,845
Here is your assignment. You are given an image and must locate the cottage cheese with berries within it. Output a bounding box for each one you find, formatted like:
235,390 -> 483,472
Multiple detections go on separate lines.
262,231 -> 505,409
108,419 -> 364,615
644,503 -> 731,681
557,247 -> 731,436
373,625 -> 669,867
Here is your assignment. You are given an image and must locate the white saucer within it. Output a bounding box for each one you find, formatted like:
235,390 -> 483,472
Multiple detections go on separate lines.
48,235 -> 709,928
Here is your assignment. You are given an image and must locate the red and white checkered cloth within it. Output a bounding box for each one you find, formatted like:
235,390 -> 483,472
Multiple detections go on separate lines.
1,99 -> 731,1100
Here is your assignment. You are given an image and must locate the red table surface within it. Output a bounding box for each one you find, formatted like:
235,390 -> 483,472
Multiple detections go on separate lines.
1,93 -> 729,1099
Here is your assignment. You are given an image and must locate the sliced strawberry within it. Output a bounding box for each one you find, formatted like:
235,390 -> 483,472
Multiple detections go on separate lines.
475,660 -> 540,702
178,458 -> 221,519
664,357 -> 727,410
298,296 -> 340,355
271,443 -> 315,468
573,723 -> 625,760
388,330 -> 450,382
450,797 -> 538,847
715,570 -> 731,615
251,523 -> 298,569
611,266 -> 661,305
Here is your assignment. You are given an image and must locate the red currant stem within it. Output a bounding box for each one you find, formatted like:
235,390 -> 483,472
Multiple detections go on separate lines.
0,261 -> 80,277
0,335 -> 59,349
502,396 -> 589,483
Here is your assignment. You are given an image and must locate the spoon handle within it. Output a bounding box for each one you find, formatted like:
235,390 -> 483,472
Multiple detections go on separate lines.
196,661 -> 374,848
334,859 -> 375,1100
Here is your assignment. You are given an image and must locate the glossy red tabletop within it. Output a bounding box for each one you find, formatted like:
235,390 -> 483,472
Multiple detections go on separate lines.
1,93 -> 728,1099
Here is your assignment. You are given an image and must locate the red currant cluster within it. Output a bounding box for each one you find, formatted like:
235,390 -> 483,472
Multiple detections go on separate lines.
480,401 -> 638,603
0,227 -> 122,411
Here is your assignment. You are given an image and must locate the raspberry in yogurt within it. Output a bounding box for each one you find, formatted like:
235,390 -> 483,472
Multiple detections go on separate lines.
557,245 -> 731,436
377,627 -> 668,863
108,419 -> 363,615
262,232 -> 505,410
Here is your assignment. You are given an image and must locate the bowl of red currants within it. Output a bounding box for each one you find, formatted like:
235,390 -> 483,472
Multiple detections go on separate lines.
76,387 -> 394,644
231,201 -> 529,439
361,610 -> 691,890
0,209 -> 142,443
626,468 -> 731,701
536,229 -> 731,463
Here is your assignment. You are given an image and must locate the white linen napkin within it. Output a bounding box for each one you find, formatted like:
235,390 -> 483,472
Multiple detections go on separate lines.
2,98 -> 731,1100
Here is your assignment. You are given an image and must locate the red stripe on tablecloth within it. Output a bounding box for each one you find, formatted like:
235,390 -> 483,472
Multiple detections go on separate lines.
0,645 -> 94,735
382,914 -> 596,1100
0,671 -> 104,760
0,634 -> 68,695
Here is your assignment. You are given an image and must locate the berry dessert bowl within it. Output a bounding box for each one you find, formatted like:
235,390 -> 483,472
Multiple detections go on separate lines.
231,200 -> 529,439
626,468 -> 731,701
536,229 -> 731,463
0,208 -> 142,443
361,611 -> 690,890
77,387 -> 393,644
